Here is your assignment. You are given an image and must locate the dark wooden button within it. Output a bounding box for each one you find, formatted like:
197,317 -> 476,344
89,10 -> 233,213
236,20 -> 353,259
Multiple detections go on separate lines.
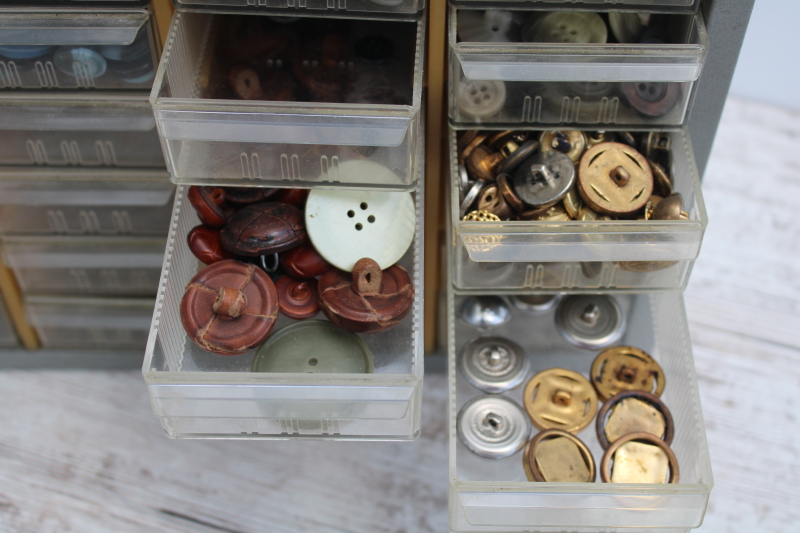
221,202 -> 307,256
180,259 -> 278,355
275,275 -> 319,320
279,242 -> 332,279
188,186 -> 229,228
293,33 -> 349,102
223,187 -> 278,205
273,188 -> 309,208
187,225 -> 236,265
318,257 -> 414,334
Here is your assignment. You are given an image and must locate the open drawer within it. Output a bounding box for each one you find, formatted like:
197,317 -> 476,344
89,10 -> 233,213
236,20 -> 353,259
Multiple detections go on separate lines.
449,0 -> 699,13
175,0 -> 425,18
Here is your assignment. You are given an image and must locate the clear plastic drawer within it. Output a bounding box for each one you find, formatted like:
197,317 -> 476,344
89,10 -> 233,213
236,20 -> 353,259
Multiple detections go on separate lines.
0,94 -> 164,167
448,289 -> 712,532
0,168 -> 174,236
25,295 -> 154,350
449,0 -> 699,14
1,235 -> 166,296
142,180 -> 424,440
0,297 -> 19,347
151,11 -> 424,190
176,0 -> 425,18
0,7 -> 158,90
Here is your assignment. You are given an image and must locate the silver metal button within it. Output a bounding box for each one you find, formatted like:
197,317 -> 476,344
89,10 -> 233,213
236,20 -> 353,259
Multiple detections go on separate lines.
457,395 -> 531,459
508,294 -> 562,315
458,10 -> 521,43
460,296 -> 511,329
555,295 -> 626,350
459,336 -> 529,393
457,163 -> 471,203
512,151 -> 575,208
522,12 -> 608,44
457,79 -> 507,121
459,179 -> 488,218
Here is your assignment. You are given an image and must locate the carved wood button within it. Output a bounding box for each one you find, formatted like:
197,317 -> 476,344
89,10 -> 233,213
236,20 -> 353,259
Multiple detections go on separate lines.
578,142 -> 654,217
180,259 -> 279,355
279,242 -> 332,279
221,202 -> 307,256
187,225 -> 236,265
318,257 -> 414,334
275,275 -> 319,320
590,346 -> 665,402
523,368 -> 598,434
188,186 -> 229,228
223,187 -> 278,205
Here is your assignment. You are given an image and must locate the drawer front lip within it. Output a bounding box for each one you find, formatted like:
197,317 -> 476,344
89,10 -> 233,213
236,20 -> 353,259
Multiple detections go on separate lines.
0,9 -> 148,46
449,0 -> 698,13
175,0 -> 426,17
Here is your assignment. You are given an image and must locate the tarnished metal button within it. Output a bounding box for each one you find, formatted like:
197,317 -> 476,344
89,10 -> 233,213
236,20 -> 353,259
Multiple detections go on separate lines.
651,193 -> 688,221
526,429 -> 596,482
623,81 -> 681,117
463,210 -> 501,222
523,368 -> 598,433
562,187 -> 584,219
577,142 -> 654,217
467,145 -> 504,182
649,159 -> 673,197
457,395 -> 531,459
555,295 -> 626,350
457,79 -> 507,121
522,12 -> 607,44
641,132 -> 671,160
497,140 -> 539,176
586,131 -> 612,148
460,180 -> 488,217
508,294 -> 561,315
513,151 -> 575,208
601,432 -> 679,484
459,131 -> 490,164
477,185 -> 513,219
540,131 -> 587,164
457,163 -> 471,202
577,205 -> 614,222
460,296 -> 511,329
459,336 -> 529,393
458,9 -> 521,43
529,204 -> 572,222
596,390 -> 674,449
496,173 -> 526,212
590,346 -> 666,401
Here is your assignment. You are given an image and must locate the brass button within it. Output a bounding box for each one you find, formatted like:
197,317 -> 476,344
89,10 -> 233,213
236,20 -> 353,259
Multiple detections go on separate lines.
651,193 -> 689,221
562,187 -> 584,219
457,79 -> 507,121
496,173 -> 526,212
513,151 -> 575,208
555,295 -> 626,350
523,368 -> 598,433
459,131 -> 489,164
477,185 -> 513,219
463,210 -> 501,222
596,390 -> 674,449
540,130 -> 587,163
590,346 -> 666,402
649,159 -> 673,197
577,142 -> 653,217
526,429 -> 596,482
522,12 -> 608,44
585,131 -> 611,148
459,336 -> 529,393
600,432 -> 680,484
577,205 -> 614,221
528,204 -> 571,222
641,131 -> 671,161
467,145 -> 503,182
458,395 -> 531,459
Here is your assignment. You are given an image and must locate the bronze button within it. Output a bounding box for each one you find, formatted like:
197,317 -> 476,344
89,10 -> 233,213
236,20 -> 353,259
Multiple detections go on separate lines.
523,368 -> 598,433
649,159 -> 673,198
459,131 -> 490,164
577,205 -> 614,221
601,432 -> 680,484
477,185 -> 513,219
651,193 -> 689,221
540,130 -> 587,163
577,142 -> 653,217
586,131 -> 611,148
526,429 -> 596,482
496,173 -> 526,212
641,131 -> 671,160
590,346 -> 666,402
467,145 -> 503,182
596,390 -> 674,449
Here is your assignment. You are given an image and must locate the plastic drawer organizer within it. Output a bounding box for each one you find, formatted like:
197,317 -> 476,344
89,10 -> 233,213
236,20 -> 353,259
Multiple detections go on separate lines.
175,0 -> 425,18
449,0 -> 699,14
0,235 -> 166,296
151,11 -> 424,190
447,289 -> 712,532
0,6 -> 158,90
449,8 -> 707,127
0,168 -> 174,236
0,298 -> 19,348
449,128 -> 706,292
25,295 -> 154,350
142,181 -> 424,440
0,94 -> 164,167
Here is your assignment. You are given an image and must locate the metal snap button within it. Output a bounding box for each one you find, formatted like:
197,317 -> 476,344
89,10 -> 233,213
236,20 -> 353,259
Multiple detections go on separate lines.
513,151 -> 575,208
623,81 -> 681,117
596,390 -> 674,449
460,296 -> 511,329
459,336 -> 529,393
600,432 -> 679,484
590,346 -> 666,402
522,12 -> 608,44
577,142 -> 654,217
458,9 -> 522,43
540,130 -> 587,164
526,429 -> 596,482
457,79 -> 507,121
508,294 -> 562,315
523,368 -> 598,433
305,188 -> 415,272
555,295 -> 626,350
457,395 -> 531,459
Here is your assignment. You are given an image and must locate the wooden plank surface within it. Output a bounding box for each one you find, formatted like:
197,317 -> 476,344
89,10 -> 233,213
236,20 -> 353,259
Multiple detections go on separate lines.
0,96 -> 798,532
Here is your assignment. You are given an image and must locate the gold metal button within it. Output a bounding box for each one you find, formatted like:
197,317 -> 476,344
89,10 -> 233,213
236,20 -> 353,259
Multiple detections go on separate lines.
540,130 -> 587,163
523,368 -> 598,433
590,346 -> 665,402
577,142 -> 653,217
600,432 -> 679,484
467,145 -> 503,182
459,131 -> 489,164
585,131 -> 611,148
526,429 -> 596,482
651,193 -> 689,221
463,210 -> 501,222
641,131 -> 671,160
562,187 -> 584,219
528,204 -> 572,222
596,390 -> 674,449
649,159 -> 673,197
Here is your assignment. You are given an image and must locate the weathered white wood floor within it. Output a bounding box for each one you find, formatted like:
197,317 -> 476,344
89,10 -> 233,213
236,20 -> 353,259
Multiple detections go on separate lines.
0,97 -> 798,533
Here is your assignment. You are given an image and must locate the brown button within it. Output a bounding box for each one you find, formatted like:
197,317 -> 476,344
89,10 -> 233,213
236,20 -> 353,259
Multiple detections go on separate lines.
477,185 -> 512,219
187,225 -> 236,265
590,346 -> 665,402
221,202 -> 307,256
600,432 -> 679,484
526,429 -> 596,483
318,257 -> 414,334
523,368 -> 598,433
577,142 -> 653,217
275,275 -> 319,320
466,145 -> 503,182
223,187 -> 278,205
273,188 -> 309,208
596,390 -> 674,449
459,131 -> 489,164
496,173 -> 526,212
180,259 -> 278,355
188,186 -> 229,229
279,242 -> 332,279
622,82 -> 681,118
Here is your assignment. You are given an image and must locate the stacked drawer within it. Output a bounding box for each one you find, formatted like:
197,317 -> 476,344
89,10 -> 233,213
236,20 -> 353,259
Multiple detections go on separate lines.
142,1 -> 426,439
0,0 -> 170,352
447,0 -> 712,531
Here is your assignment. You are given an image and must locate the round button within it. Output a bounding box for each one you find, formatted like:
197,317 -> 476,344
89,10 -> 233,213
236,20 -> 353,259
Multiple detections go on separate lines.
275,275 -> 319,320
458,9 -> 521,43
305,188 -> 415,272
496,173 -> 526,213
513,151 -> 575,208
457,163 -> 471,202
577,142 -> 654,217
459,336 -> 529,393
590,346 -> 666,402
651,193 -> 685,221
279,242 -> 332,279
508,294 -> 561,315
562,187 -> 584,219
522,12 -> 607,44
477,185 -> 513,219
600,432 -> 679,484
188,186 -> 229,229
497,140 -> 539,176
457,395 -> 531,459
187,225 -> 236,265
540,130 -> 587,163
460,296 -> 511,329
223,186 -> 278,205
460,180 -> 488,217
252,320 -> 373,373
221,202 -> 307,256
623,82 -> 681,117
596,390 -> 674,449
457,79 -> 507,121
54,47 -> 107,78
523,368 -> 598,433
608,12 -> 649,44
463,210 -> 501,222
0,45 -> 55,60
526,429 -> 596,482
555,295 -> 626,350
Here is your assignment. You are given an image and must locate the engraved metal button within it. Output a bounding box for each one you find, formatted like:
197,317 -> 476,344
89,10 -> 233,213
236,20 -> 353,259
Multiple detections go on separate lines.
601,432 -> 679,484
555,295 -> 626,350
522,12 -> 607,44
590,346 -> 666,401
523,368 -> 598,433
457,395 -> 531,459
513,151 -> 575,208
457,9 -> 521,43
457,79 -> 507,121
460,296 -> 511,329
509,294 -> 561,315
578,142 -> 654,217
526,429 -> 596,482
623,81 -> 681,117
596,390 -> 674,449
459,336 -> 529,393
540,130 -> 587,164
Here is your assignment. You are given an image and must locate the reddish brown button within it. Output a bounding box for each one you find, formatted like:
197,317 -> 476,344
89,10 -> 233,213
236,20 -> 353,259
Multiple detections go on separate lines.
223,187 -> 278,205
187,225 -> 236,265
221,202 -> 307,256
180,259 -> 278,355
188,186 -> 229,228
318,257 -> 414,334
273,188 -> 309,208
275,275 -> 319,320
279,242 -> 332,279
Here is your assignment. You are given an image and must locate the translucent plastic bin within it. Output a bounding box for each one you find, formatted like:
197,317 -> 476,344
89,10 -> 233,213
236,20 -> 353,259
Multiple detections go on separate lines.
0,168 -> 174,236
151,11 -> 424,190
0,235 -> 166,296
0,297 -> 19,347
0,7 -> 158,90
0,94 -> 164,167
449,0 -> 699,13
450,128 -> 707,264
447,289 -> 713,532
176,0 -> 425,18
25,295 -> 154,350
142,180 -> 424,440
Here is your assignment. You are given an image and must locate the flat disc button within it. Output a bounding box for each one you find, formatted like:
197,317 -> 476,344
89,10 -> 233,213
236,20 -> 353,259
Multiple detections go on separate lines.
578,142 -> 653,217
596,390 -> 674,449
540,130 -> 587,164
513,151 -> 575,208
459,336 -> 529,393
527,429 -> 596,482
590,346 -> 666,401
457,395 -> 531,459
555,295 -> 626,350
522,12 -> 608,43
523,368 -> 598,433
457,79 -> 506,120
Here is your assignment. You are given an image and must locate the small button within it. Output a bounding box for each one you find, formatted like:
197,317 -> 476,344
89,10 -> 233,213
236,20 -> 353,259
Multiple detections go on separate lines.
590,346 -> 666,401
513,151 -> 575,208
459,336 -> 529,393
526,429 -> 596,482
651,193 -> 688,221
459,131 -> 490,164
460,296 -> 511,329
577,142 -> 654,217
523,368 -> 598,433
221,202 -> 307,256
596,390 -> 674,449
540,130 -> 587,164
508,294 -> 561,315
457,395 -> 531,459
496,173 -> 526,212
305,188 -> 415,272
641,131 -> 672,161
462,210 -> 501,222
477,185 -> 513,219
187,225 -> 236,265
497,140 -> 539,176
460,180 -> 489,218
458,9 -> 521,43
622,81 -> 681,117
601,432 -> 679,484
457,79 -> 507,121
188,186 -> 229,229
279,242 -> 332,279
555,295 -> 626,350
275,275 -> 320,320
467,145 -> 504,182
522,12 -> 608,44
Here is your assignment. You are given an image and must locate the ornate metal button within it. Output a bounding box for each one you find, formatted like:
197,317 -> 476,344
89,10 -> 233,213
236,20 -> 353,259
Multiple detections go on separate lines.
275,275 -> 319,320
522,12 -> 607,43
596,390 -> 674,449
279,242 -> 332,279
463,210 -> 501,222
523,368 -> 598,433
187,225 -> 236,265
513,151 -> 575,208
460,180 -> 488,218
540,131 -> 587,164
623,82 -> 680,117
477,185 -> 513,219
457,395 -> 531,459
577,142 -> 654,217
555,295 -> 626,350
460,296 -> 511,329
508,294 -> 561,315
600,432 -> 679,483
459,336 -> 529,393
457,79 -> 507,121
458,9 -> 521,42
590,346 -> 666,401
221,202 -> 307,256
526,429 -> 596,482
